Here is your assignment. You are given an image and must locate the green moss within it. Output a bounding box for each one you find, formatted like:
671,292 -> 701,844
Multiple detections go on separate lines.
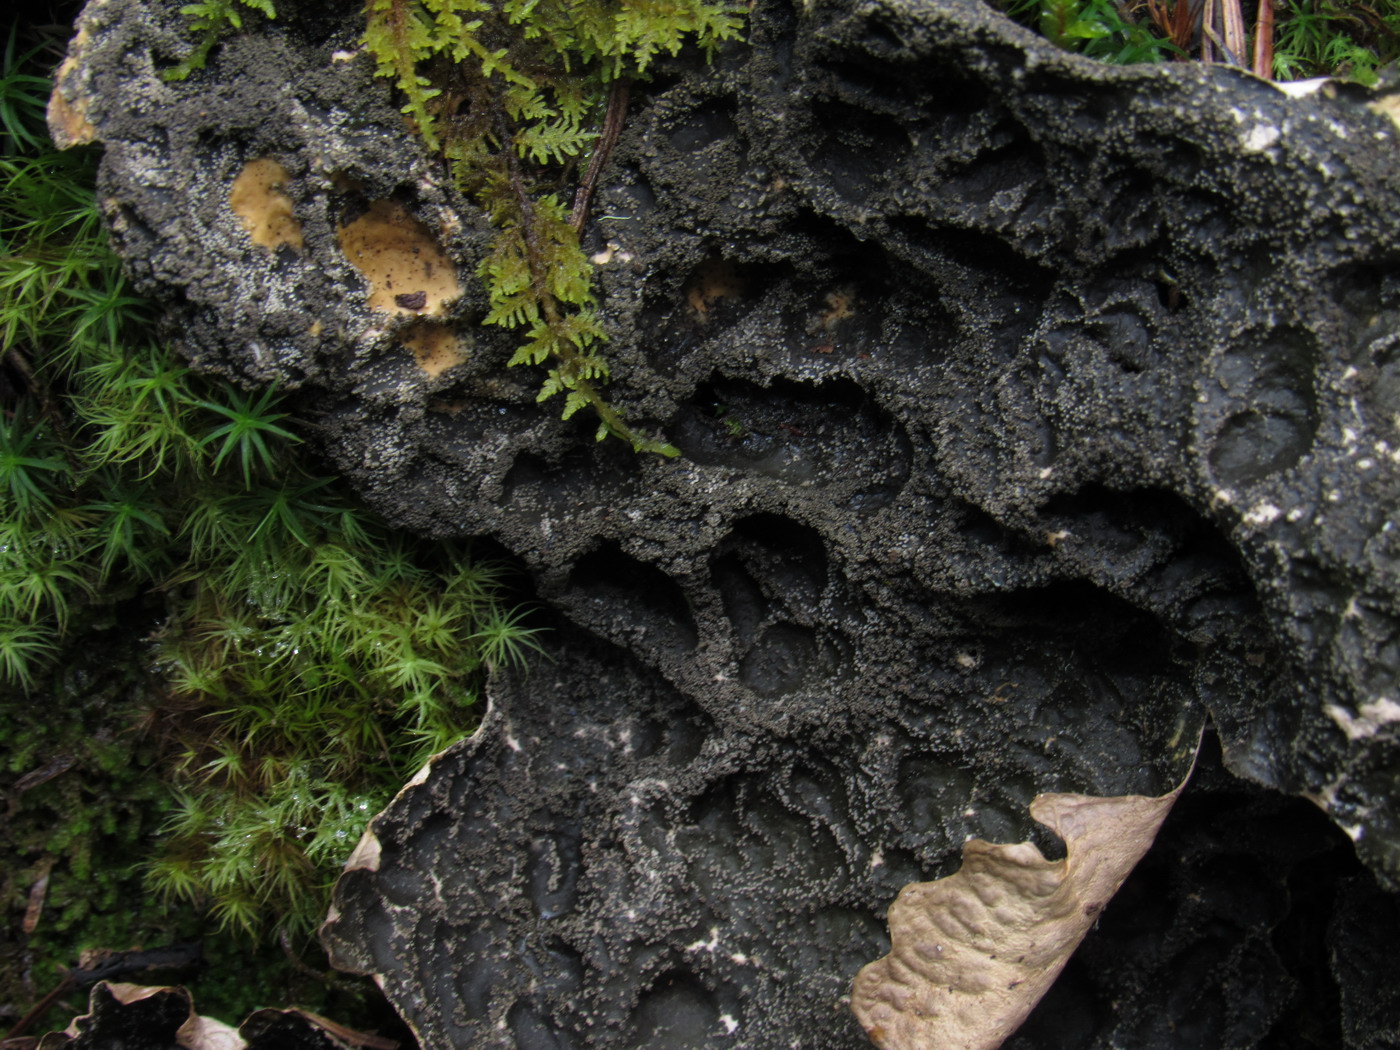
162,0 -> 277,82
1,22 -> 538,1034
168,0 -> 743,454
990,0 -> 1399,82
363,0 -> 744,454
1271,0 -> 1400,85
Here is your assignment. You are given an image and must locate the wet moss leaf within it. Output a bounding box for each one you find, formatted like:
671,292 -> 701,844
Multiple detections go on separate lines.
851,772 -> 1192,1050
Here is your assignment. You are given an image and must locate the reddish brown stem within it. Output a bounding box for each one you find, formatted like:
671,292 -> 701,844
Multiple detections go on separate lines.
4,977 -> 74,1041
497,114 -> 634,441
570,79 -> 631,234
1146,0 -> 1204,58
1252,0 -> 1275,78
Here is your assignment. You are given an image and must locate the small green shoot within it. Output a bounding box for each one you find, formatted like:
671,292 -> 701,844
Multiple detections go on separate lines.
197,385 -> 300,486
163,0 -> 277,81
359,0 -> 743,455
993,0 -> 1399,81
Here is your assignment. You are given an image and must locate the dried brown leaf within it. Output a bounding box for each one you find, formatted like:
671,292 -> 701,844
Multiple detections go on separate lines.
22,857 -> 56,936
38,983 -> 243,1050
35,982 -> 373,1050
851,771 -> 1192,1050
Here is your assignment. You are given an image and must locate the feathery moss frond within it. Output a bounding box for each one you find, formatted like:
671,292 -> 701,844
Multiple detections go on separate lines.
363,0 -> 742,455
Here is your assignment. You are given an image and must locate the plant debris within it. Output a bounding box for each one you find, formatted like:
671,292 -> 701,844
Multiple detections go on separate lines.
851,766 -> 1194,1049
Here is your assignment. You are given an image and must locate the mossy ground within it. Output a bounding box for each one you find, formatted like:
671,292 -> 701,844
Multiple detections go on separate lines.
0,630 -> 405,1033
0,5 -> 538,1039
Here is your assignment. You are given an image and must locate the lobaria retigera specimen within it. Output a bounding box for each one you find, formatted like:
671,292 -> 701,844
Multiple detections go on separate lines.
174,0 -> 746,454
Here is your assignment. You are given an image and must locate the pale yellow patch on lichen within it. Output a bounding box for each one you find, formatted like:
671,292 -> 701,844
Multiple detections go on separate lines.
47,65 -> 97,146
46,19 -> 98,148
811,284 -> 858,333
230,158 -> 305,251
399,321 -> 466,377
684,256 -> 745,321
337,200 -> 459,316
1369,93 -> 1400,132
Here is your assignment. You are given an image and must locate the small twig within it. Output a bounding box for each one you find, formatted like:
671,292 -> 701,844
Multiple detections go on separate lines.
3,347 -> 43,410
494,110 -> 557,312
22,857 -> 56,936
1200,0 -> 1217,62
6,944 -> 203,1042
290,1011 -> 400,1050
1203,24 -> 1244,66
570,79 -> 631,235
4,976 -> 75,1041
490,86 -> 666,453
278,928 -> 337,984
2,755 -> 76,831
11,756 -> 76,797
68,943 -> 203,985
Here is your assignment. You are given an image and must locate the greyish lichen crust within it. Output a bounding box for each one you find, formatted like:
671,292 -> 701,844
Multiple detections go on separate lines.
50,0 -> 1400,1044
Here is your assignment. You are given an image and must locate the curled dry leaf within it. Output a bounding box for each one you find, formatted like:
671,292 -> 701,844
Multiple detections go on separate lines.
34,981 -> 385,1050
37,983 -> 243,1050
851,770 -> 1193,1050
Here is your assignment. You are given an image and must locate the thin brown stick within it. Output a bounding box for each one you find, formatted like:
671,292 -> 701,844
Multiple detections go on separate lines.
4,976 -> 74,1041
1252,0 -> 1275,78
2,755 -> 76,831
497,110 -> 633,439
289,1011 -> 400,1050
1204,23 -> 1245,66
21,857 -> 56,936
570,79 -> 631,235
278,927 -> 337,984
496,111 -> 555,307
1201,0 -> 1217,62
1221,0 -> 1247,66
